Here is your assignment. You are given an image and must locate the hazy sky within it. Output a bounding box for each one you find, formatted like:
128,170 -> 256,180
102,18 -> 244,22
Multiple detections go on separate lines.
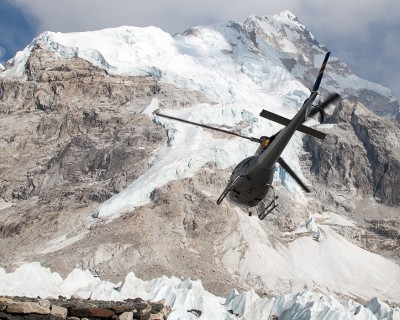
1,0 -> 399,99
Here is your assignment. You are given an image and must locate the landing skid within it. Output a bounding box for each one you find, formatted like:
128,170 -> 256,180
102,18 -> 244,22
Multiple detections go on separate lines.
258,185 -> 279,220
217,175 -> 244,205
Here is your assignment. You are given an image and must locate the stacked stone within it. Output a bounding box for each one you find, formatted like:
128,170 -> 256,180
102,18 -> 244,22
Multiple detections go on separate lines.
0,296 -> 170,320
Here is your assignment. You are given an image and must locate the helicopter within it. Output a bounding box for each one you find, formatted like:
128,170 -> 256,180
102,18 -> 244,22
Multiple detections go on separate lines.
155,51 -> 341,220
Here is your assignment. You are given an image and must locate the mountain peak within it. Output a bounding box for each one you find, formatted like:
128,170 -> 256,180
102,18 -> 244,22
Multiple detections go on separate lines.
275,10 -> 298,20
273,10 -> 302,25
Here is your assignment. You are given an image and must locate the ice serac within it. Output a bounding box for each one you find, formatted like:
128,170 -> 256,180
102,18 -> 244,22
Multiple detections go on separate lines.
0,9 -> 399,314
0,263 -> 399,320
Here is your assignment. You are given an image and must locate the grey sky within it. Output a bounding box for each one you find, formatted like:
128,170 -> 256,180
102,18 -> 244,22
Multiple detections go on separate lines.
3,0 -> 400,99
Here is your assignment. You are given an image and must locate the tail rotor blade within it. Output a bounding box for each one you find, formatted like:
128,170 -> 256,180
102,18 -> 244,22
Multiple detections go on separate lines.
277,157 -> 311,193
318,92 -> 341,110
308,92 -> 341,120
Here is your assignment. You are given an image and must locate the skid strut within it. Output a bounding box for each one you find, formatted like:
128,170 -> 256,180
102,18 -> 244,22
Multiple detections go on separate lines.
258,185 -> 279,220
217,175 -> 244,205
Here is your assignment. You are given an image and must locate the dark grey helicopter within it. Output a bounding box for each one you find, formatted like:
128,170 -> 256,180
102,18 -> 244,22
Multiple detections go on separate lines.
156,51 -> 341,219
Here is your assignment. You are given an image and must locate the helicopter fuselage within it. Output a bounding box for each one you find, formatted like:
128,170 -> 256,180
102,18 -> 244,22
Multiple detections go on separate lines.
227,155 -> 275,208
224,91 -> 318,209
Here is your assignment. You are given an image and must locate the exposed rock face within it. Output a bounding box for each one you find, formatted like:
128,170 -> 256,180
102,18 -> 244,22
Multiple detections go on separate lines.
0,46 -> 210,209
304,100 -> 400,206
303,100 -> 400,263
349,105 -> 400,205
0,50 -> 166,252
0,47 -> 250,298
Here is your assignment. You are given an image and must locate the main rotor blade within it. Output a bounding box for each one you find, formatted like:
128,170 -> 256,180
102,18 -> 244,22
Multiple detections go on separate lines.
155,112 -> 262,143
308,93 -> 341,119
277,157 -> 311,193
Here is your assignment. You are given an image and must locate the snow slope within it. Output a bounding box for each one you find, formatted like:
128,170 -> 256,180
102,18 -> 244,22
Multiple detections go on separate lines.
0,262 -> 399,320
217,210 -> 400,303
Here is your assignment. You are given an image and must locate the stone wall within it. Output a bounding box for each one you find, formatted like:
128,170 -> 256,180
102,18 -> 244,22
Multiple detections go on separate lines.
0,296 -> 170,320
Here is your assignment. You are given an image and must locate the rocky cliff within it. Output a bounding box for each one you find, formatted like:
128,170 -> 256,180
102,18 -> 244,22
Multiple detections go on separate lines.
303,100 -> 400,264
305,101 -> 400,206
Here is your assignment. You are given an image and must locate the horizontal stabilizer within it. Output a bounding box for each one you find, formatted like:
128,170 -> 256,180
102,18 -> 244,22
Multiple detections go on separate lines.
259,110 -> 327,140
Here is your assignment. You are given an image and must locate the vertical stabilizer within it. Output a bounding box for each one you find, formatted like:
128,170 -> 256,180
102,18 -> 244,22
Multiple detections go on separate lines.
312,51 -> 330,92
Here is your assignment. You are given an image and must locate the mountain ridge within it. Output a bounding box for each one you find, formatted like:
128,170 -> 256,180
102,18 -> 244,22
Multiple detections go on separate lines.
2,11 -> 398,120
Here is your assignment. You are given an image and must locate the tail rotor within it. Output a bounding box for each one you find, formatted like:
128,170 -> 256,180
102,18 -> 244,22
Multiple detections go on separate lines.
308,92 -> 341,123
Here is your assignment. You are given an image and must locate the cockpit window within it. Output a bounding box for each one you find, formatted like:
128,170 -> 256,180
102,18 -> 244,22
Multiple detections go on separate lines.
256,136 -> 270,155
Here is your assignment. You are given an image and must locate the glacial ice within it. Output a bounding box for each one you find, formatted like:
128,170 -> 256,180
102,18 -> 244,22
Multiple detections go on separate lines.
0,262 -> 398,320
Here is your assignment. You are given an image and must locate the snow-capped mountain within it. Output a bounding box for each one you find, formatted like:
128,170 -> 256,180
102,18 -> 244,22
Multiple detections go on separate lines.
0,10 -> 399,317
3,11 -> 398,119
243,11 -> 399,120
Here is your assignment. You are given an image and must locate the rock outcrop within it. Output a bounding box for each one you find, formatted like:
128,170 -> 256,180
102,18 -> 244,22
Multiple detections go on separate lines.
0,45 -> 210,232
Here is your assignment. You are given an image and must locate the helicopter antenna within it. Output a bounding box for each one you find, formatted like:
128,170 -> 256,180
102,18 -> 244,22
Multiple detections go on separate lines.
155,112 -> 262,143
